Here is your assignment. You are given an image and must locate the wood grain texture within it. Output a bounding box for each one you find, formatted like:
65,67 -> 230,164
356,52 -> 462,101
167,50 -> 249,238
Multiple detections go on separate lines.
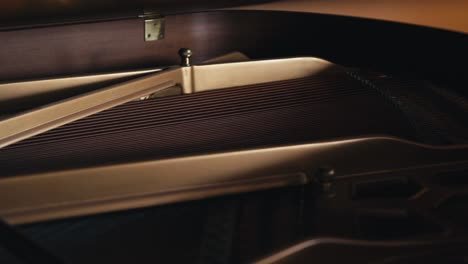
0,0 -> 272,25
0,11 -> 466,83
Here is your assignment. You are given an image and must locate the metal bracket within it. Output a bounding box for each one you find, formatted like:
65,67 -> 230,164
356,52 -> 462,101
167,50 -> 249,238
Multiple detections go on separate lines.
140,12 -> 165,41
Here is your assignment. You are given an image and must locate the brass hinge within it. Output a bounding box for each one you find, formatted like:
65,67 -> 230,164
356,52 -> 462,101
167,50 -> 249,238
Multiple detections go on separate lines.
139,12 -> 165,42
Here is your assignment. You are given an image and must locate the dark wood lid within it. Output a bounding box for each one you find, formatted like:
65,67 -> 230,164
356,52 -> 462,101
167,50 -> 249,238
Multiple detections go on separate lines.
0,0 -> 273,28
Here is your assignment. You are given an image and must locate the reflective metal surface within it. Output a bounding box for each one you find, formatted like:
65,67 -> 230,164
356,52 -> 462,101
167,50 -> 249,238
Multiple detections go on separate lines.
0,137 -> 467,224
201,51 -> 250,64
0,74 -> 177,149
0,51 -> 249,112
0,68 -> 161,116
189,57 -> 336,93
254,237 -> 468,264
0,57 -> 334,148
143,15 -> 165,41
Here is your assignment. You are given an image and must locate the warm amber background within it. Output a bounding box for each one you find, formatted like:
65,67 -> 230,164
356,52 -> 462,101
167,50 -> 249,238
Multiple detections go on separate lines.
1,0 -> 467,34
233,0 -> 468,34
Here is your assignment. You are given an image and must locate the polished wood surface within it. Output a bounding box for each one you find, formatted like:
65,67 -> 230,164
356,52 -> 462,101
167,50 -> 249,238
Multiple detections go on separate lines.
234,0 -> 468,34
1,0 -> 467,34
0,0 -> 271,25
0,11 -> 466,84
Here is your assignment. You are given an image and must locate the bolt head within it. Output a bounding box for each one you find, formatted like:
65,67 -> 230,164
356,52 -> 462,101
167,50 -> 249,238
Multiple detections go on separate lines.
178,48 -> 192,58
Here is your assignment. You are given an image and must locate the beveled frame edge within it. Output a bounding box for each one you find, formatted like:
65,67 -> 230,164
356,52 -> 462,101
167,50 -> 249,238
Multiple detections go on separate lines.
0,56 -> 336,149
1,136 -> 467,225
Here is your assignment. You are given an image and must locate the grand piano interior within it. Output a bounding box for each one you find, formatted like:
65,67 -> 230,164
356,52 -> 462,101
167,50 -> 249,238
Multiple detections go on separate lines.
0,1 -> 468,263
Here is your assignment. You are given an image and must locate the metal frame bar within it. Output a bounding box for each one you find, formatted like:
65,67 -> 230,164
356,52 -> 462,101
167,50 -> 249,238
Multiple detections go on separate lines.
2,57 -> 466,225
0,57 -> 335,149
1,137 -> 467,225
